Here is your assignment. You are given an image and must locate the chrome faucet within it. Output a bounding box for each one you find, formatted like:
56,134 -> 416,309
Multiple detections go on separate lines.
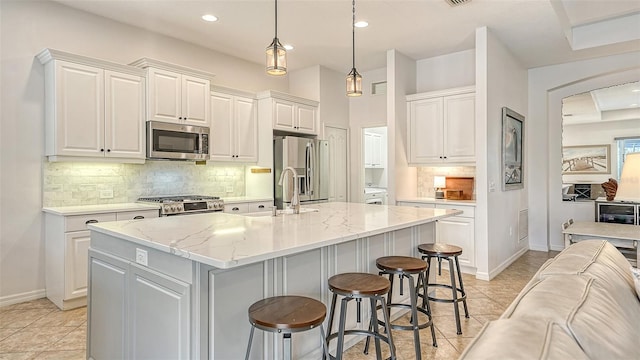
278,166 -> 300,214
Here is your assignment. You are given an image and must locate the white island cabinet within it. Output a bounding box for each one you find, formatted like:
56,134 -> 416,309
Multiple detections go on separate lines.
87,202 -> 461,359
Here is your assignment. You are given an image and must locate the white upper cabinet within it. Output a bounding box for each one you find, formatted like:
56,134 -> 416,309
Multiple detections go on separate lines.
364,132 -> 383,168
257,90 -> 319,135
130,58 -> 213,127
407,86 -> 475,165
210,87 -> 257,163
37,49 -> 145,163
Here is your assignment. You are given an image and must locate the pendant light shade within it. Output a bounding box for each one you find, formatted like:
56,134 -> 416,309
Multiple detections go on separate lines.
346,0 -> 362,96
266,0 -> 287,75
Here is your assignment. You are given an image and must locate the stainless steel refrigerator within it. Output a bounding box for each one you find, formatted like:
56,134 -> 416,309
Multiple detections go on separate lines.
274,136 -> 329,209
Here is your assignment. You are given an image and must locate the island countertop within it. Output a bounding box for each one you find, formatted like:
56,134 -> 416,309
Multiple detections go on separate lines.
88,202 -> 461,269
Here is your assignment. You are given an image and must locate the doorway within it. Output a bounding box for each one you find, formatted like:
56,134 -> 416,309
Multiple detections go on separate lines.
362,126 -> 388,204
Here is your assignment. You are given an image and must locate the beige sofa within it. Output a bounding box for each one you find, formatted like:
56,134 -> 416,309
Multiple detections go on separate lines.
460,240 -> 640,359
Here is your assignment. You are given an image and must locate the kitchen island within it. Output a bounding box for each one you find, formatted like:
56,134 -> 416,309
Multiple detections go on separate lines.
87,202 -> 461,359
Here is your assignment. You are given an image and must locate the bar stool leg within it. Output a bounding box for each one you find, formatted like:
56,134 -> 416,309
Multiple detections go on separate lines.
335,297 -> 349,360
245,325 -> 255,360
448,257 -> 462,335
407,274 -> 422,360
283,333 -> 292,360
320,326 -> 332,359
455,255 -> 470,318
416,272 -> 437,347
379,296 -> 397,360
324,293 -> 338,360
369,297 -> 383,359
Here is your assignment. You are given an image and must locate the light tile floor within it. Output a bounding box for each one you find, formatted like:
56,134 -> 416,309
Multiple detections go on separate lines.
0,250 -> 557,359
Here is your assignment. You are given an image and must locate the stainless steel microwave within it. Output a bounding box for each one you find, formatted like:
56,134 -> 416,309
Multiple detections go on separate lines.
147,121 -> 209,160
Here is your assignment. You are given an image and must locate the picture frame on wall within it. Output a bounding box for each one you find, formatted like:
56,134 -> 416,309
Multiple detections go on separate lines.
502,107 -> 525,191
562,144 -> 611,174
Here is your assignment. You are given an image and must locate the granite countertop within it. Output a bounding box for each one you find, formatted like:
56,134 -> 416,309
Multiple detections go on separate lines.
397,197 -> 476,206
89,202 -> 461,269
43,203 -> 161,216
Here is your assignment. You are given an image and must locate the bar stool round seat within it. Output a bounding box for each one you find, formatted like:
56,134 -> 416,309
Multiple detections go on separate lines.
365,256 -> 437,360
245,295 -> 330,360
326,273 -> 396,360
417,243 -> 470,335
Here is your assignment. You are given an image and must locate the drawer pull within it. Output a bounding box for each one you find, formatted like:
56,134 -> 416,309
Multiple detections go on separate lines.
133,216 -> 145,220
232,207 -> 239,211
258,205 -> 265,209
85,219 -> 99,224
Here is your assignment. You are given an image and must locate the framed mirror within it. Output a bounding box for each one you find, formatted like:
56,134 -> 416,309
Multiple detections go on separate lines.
561,81 -> 640,201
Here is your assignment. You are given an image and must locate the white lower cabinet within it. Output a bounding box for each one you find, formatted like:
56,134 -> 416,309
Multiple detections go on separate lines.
45,208 -> 159,310
397,201 -> 476,271
224,201 -> 273,214
88,248 -> 191,360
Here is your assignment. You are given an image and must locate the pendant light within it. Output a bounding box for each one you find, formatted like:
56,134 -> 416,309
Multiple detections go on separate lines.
346,0 -> 362,96
266,0 -> 287,75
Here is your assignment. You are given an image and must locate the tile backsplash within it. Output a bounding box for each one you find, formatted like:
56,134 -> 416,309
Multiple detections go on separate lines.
43,161 -> 246,207
417,166 -> 476,198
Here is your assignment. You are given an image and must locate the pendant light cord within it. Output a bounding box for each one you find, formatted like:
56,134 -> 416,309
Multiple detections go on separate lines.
275,0 -> 279,39
352,0 -> 356,69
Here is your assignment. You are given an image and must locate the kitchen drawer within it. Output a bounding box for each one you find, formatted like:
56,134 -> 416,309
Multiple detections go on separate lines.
224,203 -> 248,214
116,210 -> 159,221
435,204 -> 474,218
248,201 -> 273,213
65,213 -> 117,232
397,201 -> 436,209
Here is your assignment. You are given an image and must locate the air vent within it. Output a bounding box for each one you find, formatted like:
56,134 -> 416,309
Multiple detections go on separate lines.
445,0 -> 471,6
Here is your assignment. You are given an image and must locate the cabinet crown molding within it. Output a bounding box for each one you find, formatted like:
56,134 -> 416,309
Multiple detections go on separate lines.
36,49 -> 145,76
406,85 -> 475,102
129,58 -> 215,81
256,90 -> 319,106
211,85 -> 256,99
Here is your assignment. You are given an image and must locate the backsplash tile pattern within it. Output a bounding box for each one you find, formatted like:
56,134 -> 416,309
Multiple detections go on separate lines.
43,161 -> 246,207
417,166 -> 476,198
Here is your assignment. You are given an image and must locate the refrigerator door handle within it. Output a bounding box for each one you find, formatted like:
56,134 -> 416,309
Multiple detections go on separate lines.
308,142 -> 314,195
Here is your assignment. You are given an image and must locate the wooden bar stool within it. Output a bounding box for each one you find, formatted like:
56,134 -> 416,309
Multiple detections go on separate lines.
246,295 -> 330,360
364,256 -> 437,360
417,243 -> 469,335
325,273 -> 396,360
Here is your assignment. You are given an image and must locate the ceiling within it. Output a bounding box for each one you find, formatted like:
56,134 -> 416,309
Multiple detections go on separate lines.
562,81 -> 640,125
51,0 -> 640,73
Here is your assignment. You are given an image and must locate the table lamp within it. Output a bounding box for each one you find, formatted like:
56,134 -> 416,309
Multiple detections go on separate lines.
434,176 -> 446,199
615,152 -> 640,201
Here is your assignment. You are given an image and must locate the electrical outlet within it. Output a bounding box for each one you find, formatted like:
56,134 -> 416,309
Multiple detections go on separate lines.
489,181 -> 496,192
136,248 -> 148,266
99,189 -> 114,199
226,186 -> 234,193
509,226 -> 513,236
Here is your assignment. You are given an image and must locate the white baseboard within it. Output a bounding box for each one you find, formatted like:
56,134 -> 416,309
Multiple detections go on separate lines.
487,247 -> 529,280
0,289 -> 46,308
529,244 -> 549,252
550,244 -> 565,252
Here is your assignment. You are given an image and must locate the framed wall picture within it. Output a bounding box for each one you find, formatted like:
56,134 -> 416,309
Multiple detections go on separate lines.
502,107 -> 525,191
562,144 -> 610,174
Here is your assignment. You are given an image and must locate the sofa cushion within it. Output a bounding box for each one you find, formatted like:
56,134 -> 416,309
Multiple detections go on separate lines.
459,319 -> 588,360
502,274 -> 640,359
535,240 -> 634,289
631,266 -> 640,299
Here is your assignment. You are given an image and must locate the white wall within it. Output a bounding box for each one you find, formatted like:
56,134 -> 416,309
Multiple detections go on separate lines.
417,49 -> 476,93
349,67 -> 388,202
476,27 -> 529,280
387,50 -> 417,204
0,1 -> 287,303
528,53 -> 640,251
562,119 -> 640,184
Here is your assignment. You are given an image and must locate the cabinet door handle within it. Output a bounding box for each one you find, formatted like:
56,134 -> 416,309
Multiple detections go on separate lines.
85,219 -> 99,224
133,216 -> 145,220
443,156 -> 447,159
100,149 -> 104,152
258,205 -> 265,209
232,207 -> 239,211
107,149 -> 111,152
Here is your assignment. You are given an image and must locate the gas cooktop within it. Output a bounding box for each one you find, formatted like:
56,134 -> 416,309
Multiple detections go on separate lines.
137,195 -> 224,216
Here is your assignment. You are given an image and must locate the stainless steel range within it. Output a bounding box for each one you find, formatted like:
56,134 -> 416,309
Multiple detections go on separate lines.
137,195 -> 224,216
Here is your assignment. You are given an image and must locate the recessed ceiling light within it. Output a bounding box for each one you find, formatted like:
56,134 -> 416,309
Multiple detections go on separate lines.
354,21 -> 368,28
202,14 -> 218,22
632,89 -> 640,92
284,44 -> 294,50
